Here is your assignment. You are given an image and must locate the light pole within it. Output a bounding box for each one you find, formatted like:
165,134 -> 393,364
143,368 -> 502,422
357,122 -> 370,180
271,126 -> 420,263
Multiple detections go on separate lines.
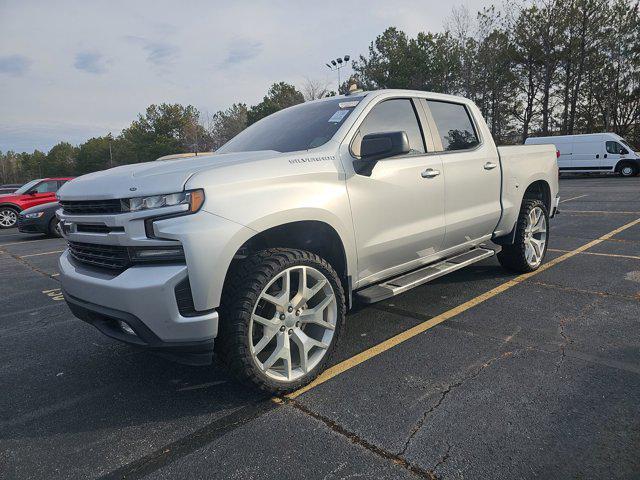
326,55 -> 350,93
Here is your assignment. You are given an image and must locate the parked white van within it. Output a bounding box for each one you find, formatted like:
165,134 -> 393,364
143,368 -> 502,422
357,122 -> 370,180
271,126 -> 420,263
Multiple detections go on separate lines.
525,133 -> 639,177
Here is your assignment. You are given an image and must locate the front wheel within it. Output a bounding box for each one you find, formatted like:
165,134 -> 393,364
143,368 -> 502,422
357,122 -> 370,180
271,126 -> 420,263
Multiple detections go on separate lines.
497,199 -> 549,273
0,207 -> 19,229
217,248 -> 346,393
617,162 -> 639,177
48,217 -> 61,237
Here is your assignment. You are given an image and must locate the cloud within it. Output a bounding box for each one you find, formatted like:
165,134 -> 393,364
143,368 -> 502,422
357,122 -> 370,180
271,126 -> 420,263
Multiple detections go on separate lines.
74,51 -> 108,74
0,54 -> 31,76
143,42 -> 179,66
125,36 -> 179,67
223,39 -> 263,65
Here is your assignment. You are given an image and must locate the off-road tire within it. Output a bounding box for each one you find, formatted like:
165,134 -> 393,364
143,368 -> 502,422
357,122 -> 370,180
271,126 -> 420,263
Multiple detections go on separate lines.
217,248 -> 346,393
497,199 -> 549,273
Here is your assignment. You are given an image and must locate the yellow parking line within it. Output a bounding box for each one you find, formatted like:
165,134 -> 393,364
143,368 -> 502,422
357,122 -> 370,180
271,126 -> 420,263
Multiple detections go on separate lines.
559,194 -> 588,203
19,250 -> 65,258
286,217 -> 640,399
548,248 -> 640,261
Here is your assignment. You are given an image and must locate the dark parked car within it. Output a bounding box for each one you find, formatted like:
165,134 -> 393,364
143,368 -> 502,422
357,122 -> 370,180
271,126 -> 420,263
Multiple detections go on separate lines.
0,183 -> 24,195
17,202 -> 61,237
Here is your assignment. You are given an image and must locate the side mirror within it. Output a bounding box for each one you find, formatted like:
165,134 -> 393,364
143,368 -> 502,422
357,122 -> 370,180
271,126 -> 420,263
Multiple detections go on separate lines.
354,131 -> 410,176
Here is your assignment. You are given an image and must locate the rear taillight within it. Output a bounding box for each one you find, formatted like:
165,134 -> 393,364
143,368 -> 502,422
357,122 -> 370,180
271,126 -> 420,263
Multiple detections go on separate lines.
556,150 -> 560,158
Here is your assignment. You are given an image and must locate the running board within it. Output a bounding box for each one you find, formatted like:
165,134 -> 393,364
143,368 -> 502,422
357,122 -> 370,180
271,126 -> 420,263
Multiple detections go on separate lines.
354,247 -> 497,304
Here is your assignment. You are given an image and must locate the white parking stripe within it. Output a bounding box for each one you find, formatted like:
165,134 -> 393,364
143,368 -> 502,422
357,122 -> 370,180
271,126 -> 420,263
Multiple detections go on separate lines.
19,250 -> 65,258
560,194 -> 588,203
0,238 -> 52,248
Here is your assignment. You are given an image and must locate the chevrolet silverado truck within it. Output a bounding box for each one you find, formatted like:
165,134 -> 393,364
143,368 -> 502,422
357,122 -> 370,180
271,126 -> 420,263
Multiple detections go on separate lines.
57,90 -> 559,392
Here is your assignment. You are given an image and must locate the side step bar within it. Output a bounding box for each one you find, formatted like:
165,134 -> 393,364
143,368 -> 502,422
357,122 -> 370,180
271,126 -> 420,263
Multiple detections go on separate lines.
354,247 -> 497,304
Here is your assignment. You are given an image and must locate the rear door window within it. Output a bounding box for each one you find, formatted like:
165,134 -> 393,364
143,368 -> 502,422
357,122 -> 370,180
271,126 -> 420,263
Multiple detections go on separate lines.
427,101 -> 479,151
351,99 -> 425,157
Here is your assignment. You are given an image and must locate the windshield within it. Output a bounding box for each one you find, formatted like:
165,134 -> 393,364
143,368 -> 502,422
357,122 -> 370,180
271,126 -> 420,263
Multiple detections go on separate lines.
218,96 -> 364,154
620,139 -> 637,152
13,179 -> 42,195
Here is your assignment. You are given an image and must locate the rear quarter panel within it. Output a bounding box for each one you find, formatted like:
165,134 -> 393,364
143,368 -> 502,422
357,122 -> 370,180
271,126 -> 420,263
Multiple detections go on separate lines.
495,144 -> 559,237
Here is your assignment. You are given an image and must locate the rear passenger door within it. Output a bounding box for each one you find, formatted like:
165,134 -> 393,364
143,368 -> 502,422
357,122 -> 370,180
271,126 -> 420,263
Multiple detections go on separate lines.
422,99 -> 502,250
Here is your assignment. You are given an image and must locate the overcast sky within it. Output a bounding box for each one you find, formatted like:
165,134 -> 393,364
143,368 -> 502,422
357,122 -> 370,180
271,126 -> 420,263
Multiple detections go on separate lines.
0,0 -> 489,153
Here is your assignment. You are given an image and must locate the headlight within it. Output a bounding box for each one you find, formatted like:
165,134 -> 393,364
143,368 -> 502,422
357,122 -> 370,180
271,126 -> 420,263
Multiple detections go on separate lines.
122,189 -> 205,213
24,212 -> 44,219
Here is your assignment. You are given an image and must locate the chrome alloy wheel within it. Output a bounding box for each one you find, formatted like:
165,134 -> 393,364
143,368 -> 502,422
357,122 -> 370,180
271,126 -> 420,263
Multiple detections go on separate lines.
524,206 -> 547,268
249,265 -> 337,382
0,208 -> 18,228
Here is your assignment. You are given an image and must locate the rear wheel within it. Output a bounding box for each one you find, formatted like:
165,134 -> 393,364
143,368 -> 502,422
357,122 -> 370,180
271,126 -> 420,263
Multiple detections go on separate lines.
617,162 -> 638,177
217,248 -> 346,393
497,199 -> 549,273
0,207 -> 18,229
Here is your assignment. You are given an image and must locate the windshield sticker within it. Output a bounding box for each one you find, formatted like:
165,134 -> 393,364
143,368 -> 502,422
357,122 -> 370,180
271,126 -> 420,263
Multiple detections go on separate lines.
339,100 -> 359,109
289,155 -> 335,165
328,110 -> 350,123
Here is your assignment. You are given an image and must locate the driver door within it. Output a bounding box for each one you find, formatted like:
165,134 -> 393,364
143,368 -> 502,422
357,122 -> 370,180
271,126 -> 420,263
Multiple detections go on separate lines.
344,98 -> 445,287
22,180 -> 58,209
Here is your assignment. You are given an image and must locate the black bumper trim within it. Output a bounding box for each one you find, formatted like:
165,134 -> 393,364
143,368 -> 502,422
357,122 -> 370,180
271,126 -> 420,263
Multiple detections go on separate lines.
63,291 -> 215,365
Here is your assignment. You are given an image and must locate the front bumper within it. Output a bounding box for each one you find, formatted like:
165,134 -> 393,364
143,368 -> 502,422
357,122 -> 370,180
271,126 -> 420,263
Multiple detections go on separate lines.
17,216 -> 48,234
64,291 -> 215,365
59,250 -> 219,360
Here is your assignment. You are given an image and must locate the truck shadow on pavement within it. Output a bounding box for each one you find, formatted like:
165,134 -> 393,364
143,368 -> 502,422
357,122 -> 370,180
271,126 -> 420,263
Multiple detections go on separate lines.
2,261 -> 515,445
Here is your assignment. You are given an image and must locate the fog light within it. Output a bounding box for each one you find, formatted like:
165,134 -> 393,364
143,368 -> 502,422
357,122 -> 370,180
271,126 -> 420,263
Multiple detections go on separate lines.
118,320 -> 135,335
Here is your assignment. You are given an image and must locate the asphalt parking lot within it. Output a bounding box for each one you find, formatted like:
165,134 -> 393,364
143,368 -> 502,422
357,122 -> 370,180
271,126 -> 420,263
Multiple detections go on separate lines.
1,175 -> 639,480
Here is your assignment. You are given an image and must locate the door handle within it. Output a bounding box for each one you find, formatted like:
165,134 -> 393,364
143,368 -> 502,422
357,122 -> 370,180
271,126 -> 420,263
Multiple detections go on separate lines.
421,168 -> 440,178
484,162 -> 498,170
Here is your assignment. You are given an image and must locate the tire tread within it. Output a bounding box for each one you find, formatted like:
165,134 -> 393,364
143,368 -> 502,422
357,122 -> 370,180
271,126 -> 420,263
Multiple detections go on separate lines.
217,248 -> 345,393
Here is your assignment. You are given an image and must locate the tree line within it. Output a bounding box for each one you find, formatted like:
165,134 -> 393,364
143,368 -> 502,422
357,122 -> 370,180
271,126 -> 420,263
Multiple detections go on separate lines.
0,82 -> 305,183
354,0 -> 639,145
1,0 -> 638,184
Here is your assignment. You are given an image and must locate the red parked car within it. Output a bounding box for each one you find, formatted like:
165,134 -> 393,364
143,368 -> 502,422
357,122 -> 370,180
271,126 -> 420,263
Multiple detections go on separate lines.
0,177 -> 73,229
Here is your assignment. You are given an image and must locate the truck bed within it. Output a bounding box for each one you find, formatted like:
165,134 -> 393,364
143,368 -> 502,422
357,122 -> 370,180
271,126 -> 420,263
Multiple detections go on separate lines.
494,144 -> 559,238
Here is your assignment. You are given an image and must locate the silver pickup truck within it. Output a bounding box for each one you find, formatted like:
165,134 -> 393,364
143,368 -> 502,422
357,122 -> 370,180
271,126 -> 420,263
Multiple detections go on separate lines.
57,89 -> 559,392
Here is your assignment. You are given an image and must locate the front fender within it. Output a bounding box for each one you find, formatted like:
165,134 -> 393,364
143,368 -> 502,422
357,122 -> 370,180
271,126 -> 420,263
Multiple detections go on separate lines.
153,211 -> 256,310
242,207 -> 356,277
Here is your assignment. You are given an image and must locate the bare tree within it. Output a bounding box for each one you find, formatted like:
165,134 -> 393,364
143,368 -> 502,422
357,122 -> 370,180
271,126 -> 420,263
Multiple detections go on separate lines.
301,77 -> 331,101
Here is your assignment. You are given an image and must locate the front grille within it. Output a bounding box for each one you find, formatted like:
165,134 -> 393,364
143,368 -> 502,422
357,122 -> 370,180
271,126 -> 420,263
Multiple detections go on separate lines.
76,224 -> 125,234
68,241 -> 131,270
60,199 -> 123,215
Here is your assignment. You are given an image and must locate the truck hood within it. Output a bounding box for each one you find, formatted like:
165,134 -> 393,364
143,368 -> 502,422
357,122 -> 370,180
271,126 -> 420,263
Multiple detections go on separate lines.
57,151 -> 280,200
